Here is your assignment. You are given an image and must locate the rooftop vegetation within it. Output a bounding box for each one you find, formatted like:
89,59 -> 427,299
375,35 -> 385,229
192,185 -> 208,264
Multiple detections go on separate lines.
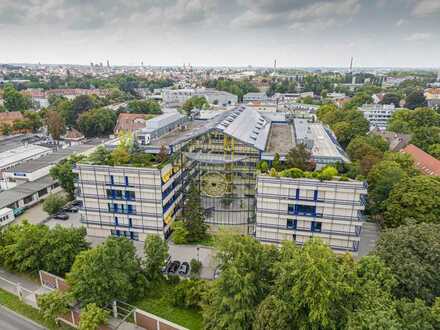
81,132 -> 170,168
259,163 -> 351,182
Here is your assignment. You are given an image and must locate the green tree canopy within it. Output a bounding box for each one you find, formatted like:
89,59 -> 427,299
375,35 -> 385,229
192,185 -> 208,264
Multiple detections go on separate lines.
67,237 -> 148,306
374,223 -> 440,304
143,234 -> 169,282
78,303 -> 109,330
127,99 -> 161,114
77,108 -> 116,138
383,176 -> 440,227
285,144 -> 315,171
405,91 -> 427,110
182,96 -> 209,115
3,84 -> 31,112
50,155 -> 84,200
43,194 -> 67,215
184,181 -> 208,243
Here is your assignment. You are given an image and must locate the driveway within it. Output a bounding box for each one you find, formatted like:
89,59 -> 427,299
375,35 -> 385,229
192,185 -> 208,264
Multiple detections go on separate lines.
358,221 -> 380,258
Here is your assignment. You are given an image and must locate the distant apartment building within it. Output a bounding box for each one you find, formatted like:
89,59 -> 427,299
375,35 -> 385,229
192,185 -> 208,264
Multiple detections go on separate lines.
74,162 -> 184,240
425,88 -> 440,109
359,104 -> 397,130
243,92 -> 269,103
255,175 -> 367,254
163,89 -> 237,107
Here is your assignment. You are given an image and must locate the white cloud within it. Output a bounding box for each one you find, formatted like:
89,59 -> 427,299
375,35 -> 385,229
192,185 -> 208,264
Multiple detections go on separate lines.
405,32 -> 432,41
412,0 -> 440,16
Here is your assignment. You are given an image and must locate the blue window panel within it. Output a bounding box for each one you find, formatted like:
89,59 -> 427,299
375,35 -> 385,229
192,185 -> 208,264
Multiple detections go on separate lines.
128,218 -> 133,228
288,205 -> 295,215
108,203 -> 112,212
125,176 -> 129,186
313,190 -> 319,201
116,230 -> 121,237
114,216 -> 119,226
295,189 -> 300,200
125,191 -> 129,200
120,204 -> 125,213
110,175 -> 114,185
112,190 -> 116,199
130,231 -> 134,240
127,204 -> 133,214
287,219 -> 297,230
113,203 -> 118,213
295,204 -> 316,216
311,221 -> 322,232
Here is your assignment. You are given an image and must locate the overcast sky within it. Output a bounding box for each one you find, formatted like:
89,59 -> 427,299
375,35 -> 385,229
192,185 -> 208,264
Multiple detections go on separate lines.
0,0 -> 439,68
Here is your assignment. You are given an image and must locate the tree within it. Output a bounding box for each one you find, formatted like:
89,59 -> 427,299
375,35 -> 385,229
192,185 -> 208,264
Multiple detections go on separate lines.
184,181 -> 208,243
127,100 -> 161,114
88,146 -> 112,165
3,84 -> 31,112
172,221 -> 189,244
367,161 -> 408,217
67,237 -> 148,306
110,146 -> 130,165
37,290 -> 71,324
158,145 -> 168,163
383,176 -> 440,228
143,234 -> 169,282
77,108 -> 116,138
42,226 -> 89,276
272,153 -> 282,171
23,111 -> 43,132
374,223 -> 440,303
203,232 -> 277,329
285,144 -> 315,171
317,104 -> 369,147
182,96 -> 208,115
346,135 -> 387,175
381,93 -> 401,108
190,259 -> 202,278
428,143 -> 440,159
405,91 -> 427,110
46,110 -> 65,141
50,155 -> 84,200
72,95 -> 95,116
0,222 -> 87,276
0,221 -> 49,273
78,303 -> 109,330
43,193 -> 67,215
170,279 -> 207,309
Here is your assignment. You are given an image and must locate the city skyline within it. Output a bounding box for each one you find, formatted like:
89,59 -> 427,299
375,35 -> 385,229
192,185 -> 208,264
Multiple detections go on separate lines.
0,0 -> 439,68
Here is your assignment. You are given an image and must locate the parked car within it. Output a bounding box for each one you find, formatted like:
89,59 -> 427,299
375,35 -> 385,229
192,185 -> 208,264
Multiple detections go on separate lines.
63,206 -> 79,213
168,261 -> 180,274
71,200 -> 82,207
178,262 -> 190,276
54,213 -> 69,220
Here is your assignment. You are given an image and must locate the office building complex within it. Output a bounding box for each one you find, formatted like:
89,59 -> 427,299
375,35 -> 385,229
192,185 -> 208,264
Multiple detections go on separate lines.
75,106 -> 365,253
255,175 -> 367,254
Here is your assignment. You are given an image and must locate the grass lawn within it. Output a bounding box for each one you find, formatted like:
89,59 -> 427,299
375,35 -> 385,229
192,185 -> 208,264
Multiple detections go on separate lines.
0,288 -> 65,330
135,282 -> 203,330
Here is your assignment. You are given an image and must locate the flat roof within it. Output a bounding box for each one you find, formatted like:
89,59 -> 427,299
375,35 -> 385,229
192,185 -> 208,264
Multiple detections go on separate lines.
7,144 -> 97,174
266,123 -> 294,154
309,124 -> 350,162
0,144 -> 51,169
0,175 -> 56,209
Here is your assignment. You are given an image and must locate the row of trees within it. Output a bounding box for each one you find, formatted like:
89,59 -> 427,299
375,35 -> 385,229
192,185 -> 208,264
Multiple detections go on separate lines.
205,79 -> 259,101
202,230 -> 440,329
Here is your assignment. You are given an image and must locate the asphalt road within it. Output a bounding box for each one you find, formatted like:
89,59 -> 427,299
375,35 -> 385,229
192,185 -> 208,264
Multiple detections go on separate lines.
0,306 -> 44,330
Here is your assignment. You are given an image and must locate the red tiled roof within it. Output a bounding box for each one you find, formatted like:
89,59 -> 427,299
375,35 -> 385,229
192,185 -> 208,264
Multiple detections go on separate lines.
114,113 -> 147,133
0,111 -> 24,124
401,144 -> 440,176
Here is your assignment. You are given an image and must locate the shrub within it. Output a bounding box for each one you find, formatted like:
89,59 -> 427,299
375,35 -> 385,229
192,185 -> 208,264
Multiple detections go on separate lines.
172,221 -> 189,244
37,290 -> 71,323
170,279 -> 207,309
79,303 -> 109,330
43,194 -> 67,215
167,274 -> 181,285
190,259 -> 202,278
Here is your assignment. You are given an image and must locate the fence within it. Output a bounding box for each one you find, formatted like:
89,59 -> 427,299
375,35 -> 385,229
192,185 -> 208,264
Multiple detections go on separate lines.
38,270 -> 188,330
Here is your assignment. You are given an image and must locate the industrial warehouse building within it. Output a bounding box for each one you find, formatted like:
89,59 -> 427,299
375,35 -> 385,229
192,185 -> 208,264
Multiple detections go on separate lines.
76,106 -> 366,254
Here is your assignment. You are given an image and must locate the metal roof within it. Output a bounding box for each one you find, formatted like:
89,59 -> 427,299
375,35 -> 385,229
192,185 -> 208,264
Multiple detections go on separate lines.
184,152 -> 249,164
216,106 -> 271,151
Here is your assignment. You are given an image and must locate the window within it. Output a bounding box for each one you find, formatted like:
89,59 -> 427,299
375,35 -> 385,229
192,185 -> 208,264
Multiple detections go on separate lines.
311,221 -> 322,233
128,218 -> 133,228
313,190 -> 319,201
125,176 -> 129,186
287,219 -> 297,230
114,190 -> 123,199
295,188 -> 300,200
295,204 -> 316,216
125,191 -> 135,201
127,204 -> 134,214
110,175 -> 115,185
292,234 -> 296,242
114,216 -> 119,226
23,195 -> 33,204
